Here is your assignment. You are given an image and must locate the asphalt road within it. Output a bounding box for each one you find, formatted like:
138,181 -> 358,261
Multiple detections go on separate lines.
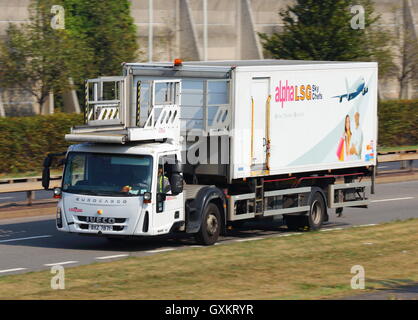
0,161 -> 415,205
0,179 -> 416,279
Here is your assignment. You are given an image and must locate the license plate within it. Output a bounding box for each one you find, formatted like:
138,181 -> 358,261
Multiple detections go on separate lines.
89,224 -> 113,232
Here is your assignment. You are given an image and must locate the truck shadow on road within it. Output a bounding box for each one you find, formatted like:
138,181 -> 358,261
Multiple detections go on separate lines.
0,217 -> 352,252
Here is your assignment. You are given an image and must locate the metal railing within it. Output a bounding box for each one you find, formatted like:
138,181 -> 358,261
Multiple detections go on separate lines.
0,175 -> 61,205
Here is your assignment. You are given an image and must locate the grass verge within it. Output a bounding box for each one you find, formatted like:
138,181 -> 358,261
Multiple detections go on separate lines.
1,219 -> 418,299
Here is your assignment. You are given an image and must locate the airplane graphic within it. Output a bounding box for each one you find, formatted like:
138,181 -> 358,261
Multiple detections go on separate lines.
333,76 -> 368,103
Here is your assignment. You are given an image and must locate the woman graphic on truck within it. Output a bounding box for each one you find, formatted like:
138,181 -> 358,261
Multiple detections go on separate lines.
344,115 -> 352,158
336,114 -> 352,161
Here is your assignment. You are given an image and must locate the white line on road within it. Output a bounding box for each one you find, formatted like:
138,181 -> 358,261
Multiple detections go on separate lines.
279,233 -> 302,237
371,197 -> 414,203
0,197 -> 13,200
320,227 -> 344,232
146,248 -> 175,254
96,254 -> 129,260
44,261 -> 78,267
236,237 -> 263,242
0,235 -> 52,243
358,224 -> 377,227
0,268 -> 27,274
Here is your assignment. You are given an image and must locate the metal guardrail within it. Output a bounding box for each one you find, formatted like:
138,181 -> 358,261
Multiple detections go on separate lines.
0,148 -> 416,206
0,175 -> 62,205
377,148 -> 418,173
0,175 -> 62,185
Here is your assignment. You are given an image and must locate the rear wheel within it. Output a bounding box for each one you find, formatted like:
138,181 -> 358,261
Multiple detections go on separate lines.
307,193 -> 325,230
285,192 -> 325,231
195,203 -> 221,245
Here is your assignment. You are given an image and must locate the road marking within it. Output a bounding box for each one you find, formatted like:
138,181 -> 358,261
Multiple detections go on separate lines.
0,235 -> 52,243
96,254 -> 129,260
371,197 -> 414,203
0,197 -> 13,200
44,261 -> 78,267
146,248 -> 175,254
279,233 -> 301,237
236,237 -> 263,242
320,227 -> 344,232
0,268 -> 27,274
358,224 -> 377,227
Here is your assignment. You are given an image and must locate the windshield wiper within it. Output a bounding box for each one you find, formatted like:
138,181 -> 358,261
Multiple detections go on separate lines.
64,189 -> 98,195
93,191 -> 131,197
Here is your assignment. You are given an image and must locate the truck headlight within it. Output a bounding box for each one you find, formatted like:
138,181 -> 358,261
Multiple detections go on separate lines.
143,192 -> 152,204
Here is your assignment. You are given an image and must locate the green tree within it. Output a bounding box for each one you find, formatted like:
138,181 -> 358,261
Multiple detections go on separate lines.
395,11 -> 418,99
259,0 -> 394,76
63,0 -> 138,78
0,0 -> 92,114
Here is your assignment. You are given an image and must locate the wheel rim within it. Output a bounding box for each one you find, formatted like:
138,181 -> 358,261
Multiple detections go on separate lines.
206,213 -> 218,236
311,200 -> 322,225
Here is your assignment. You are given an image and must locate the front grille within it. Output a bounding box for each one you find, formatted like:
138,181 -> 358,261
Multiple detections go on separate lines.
76,216 -> 127,232
77,216 -> 126,223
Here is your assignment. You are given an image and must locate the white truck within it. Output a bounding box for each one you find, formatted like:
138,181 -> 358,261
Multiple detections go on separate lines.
42,60 -> 378,245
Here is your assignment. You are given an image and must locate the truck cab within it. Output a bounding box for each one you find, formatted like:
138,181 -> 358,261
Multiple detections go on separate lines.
57,142 -> 185,237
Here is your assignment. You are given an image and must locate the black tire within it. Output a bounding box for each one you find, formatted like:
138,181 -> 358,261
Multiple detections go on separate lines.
306,192 -> 325,231
195,203 -> 221,245
285,192 -> 325,231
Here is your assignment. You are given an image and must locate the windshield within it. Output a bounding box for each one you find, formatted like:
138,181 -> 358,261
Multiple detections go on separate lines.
62,152 -> 153,197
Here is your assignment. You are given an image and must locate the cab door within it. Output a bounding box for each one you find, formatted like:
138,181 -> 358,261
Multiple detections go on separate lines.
152,154 -> 184,234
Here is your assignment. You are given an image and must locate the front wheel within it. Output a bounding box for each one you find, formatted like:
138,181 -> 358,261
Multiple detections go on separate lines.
195,203 -> 221,245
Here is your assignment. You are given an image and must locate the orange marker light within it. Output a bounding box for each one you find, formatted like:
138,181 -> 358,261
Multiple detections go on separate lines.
97,209 -> 103,215
174,58 -> 183,66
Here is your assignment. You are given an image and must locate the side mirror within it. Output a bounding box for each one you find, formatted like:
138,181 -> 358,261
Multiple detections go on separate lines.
42,166 -> 50,190
166,160 -> 183,174
43,156 -> 52,167
170,173 -> 183,196
156,193 -> 166,202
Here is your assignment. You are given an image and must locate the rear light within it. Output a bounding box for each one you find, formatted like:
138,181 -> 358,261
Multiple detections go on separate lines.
56,207 -> 62,228
143,192 -> 152,204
